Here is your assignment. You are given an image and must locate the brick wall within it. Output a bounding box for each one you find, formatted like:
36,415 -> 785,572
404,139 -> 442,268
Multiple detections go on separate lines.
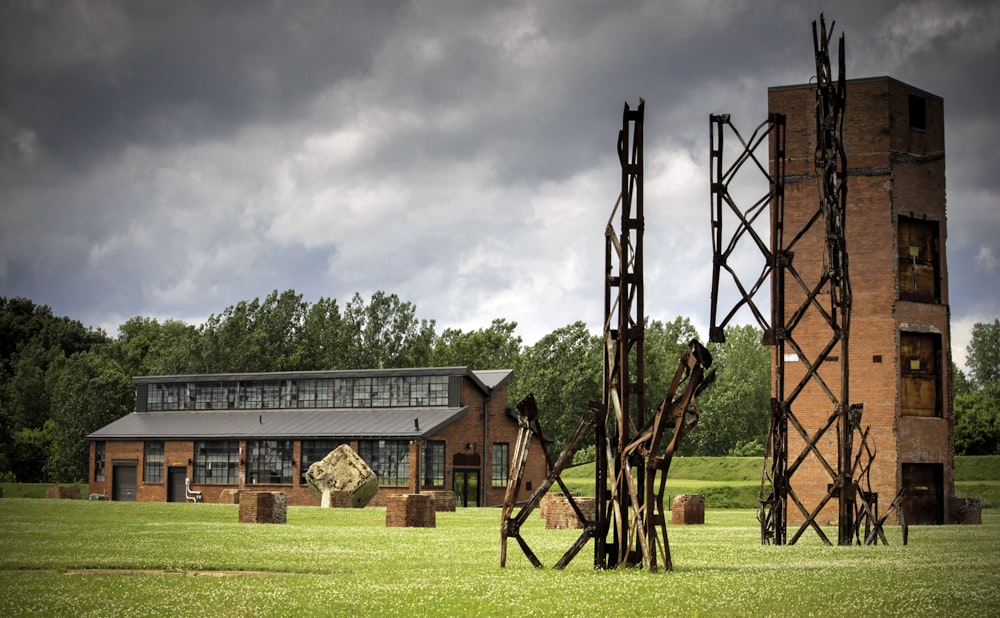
385,494 -> 435,527
769,77 -> 953,525
238,491 -> 287,524
88,374 -> 547,509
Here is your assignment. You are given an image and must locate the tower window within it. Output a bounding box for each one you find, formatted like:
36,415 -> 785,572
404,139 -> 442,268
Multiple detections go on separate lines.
900,331 -> 942,418
897,216 -> 940,303
908,94 -> 926,130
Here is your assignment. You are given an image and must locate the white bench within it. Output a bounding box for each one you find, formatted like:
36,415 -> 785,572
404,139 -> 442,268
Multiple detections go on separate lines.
185,478 -> 203,503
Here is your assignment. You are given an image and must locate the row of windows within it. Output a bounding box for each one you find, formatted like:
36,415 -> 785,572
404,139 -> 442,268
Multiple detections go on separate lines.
145,375 -> 451,411
97,439 -> 510,489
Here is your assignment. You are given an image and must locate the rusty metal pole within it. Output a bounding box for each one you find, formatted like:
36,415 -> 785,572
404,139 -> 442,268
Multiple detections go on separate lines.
812,15 -> 854,545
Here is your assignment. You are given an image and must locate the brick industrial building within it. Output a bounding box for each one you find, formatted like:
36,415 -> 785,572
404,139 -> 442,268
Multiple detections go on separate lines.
87,366 -> 546,508
770,76 -> 953,525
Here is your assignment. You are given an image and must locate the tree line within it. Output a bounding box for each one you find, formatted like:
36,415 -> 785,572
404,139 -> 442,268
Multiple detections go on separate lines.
2,292 -> 996,483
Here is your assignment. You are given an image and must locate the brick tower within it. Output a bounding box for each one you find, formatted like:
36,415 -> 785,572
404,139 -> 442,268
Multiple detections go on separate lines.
769,76 -> 953,526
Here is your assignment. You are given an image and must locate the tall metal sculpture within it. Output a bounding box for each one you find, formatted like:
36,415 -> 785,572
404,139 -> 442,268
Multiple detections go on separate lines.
709,15 -> 861,546
500,100 -> 713,571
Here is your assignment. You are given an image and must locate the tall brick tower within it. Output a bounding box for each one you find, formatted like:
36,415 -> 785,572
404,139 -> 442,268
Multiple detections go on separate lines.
769,76 -> 953,527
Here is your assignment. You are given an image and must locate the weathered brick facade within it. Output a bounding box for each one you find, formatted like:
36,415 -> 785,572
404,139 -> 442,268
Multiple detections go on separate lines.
88,368 -> 547,508
769,77 -> 953,525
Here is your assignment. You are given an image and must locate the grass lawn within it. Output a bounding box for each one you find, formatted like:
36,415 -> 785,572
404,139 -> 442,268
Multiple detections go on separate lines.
0,499 -> 998,617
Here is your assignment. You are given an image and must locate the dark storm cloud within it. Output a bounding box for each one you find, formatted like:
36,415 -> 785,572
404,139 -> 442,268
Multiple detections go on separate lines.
0,0 -> 997,359
0,0 -> 406,169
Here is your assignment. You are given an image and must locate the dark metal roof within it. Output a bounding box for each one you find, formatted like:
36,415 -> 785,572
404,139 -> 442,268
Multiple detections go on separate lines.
87,406 -> 469,441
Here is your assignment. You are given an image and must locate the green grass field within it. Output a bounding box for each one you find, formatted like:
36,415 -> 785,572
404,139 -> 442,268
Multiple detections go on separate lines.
0,498 -> 998,617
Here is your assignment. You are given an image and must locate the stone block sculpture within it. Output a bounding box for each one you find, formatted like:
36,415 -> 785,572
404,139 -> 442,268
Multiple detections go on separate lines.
305,444 -> 379,508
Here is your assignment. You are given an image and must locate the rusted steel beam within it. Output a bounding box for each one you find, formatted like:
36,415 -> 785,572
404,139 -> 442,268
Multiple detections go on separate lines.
498,395 -> 599,569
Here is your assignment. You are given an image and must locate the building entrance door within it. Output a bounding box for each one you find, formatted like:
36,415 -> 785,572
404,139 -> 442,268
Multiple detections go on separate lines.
902,463 -> 944,525
453,469 -> 479,507
167,466 -> 187,502
112,465 -> 137,502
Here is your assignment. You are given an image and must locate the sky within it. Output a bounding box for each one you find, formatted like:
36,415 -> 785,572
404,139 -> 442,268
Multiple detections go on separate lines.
1,0 -> 998,370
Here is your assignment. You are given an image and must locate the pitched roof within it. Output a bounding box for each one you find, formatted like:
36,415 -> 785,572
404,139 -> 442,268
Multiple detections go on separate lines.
469,369 -> 513,390
87,406 -> 469,441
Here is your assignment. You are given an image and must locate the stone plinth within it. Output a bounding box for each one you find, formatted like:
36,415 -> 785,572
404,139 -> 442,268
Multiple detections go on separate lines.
426,490 -> 457,512
46,486 -> 81,500
669,494 -> 705,525
950,496 -> 982,525
542,494 -> 597,530
386,494 -> 435,528
239,491 -> 287,524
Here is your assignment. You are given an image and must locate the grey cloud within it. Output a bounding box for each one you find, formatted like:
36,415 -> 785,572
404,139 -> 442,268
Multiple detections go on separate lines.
1,0 -> 997,352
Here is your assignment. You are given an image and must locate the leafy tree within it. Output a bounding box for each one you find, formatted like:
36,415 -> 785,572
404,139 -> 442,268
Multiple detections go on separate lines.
952,361 -> 973,398
644,316 -> 701,418
953,319 -> 1000,455
45,352 -> 133,482
513,321 -> 602,449
9,425 -> 51,483
0,298 -> 109,478
198,290 -> 309,372
683,324 -> 770,456
291,296 -> 350,370
953,391 -> 1000,455
342,291 -> 435,369
111,316 -> 202,376
967,319 -> 1000,393
0,297 -> 107,378
431,318 -> 522,370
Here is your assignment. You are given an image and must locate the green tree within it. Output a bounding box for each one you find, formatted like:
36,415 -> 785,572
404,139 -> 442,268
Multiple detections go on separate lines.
953,319 -> 1000,455
967,319 -> 1000,393
683,324 -> 770,456
342,291 -> 435,369
9,425 -> 51,482
953,391 -> 1000,455
198,290 -> 309,372
290,296 -> 351,370
0,297 -> 107,378
644,316 -> 702,419
45,352 -> 133,482
112,316 -> 202,376
513,322 -> 602,449
952,361 -> 973,397
431,318 -> 522,370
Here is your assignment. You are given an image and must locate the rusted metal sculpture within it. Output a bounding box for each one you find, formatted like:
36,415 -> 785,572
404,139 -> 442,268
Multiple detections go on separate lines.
709,15 -> 878,546
500,101 -> 714,571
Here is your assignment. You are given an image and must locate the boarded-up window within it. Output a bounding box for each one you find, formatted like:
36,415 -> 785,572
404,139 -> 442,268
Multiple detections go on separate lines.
898,217 -> 940,303
900,332 -> 941,417
901,463 -> 943,525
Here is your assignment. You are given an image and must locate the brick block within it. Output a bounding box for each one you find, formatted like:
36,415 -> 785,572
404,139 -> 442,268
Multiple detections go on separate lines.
238,491 -> 287,524
46,486 -> 81,500
669,494 -> 705,525
385,494 -> 435,528
542,494 -> 597,530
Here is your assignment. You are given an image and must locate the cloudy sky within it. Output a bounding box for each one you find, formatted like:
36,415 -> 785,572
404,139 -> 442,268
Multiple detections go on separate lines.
1,0 -> 997,368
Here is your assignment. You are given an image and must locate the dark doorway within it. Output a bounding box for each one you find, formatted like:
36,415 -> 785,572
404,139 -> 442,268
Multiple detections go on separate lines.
453,469 -> 479,507
167,466 -> 187,502
112,465 -> 137,502
902,463 -> 943,525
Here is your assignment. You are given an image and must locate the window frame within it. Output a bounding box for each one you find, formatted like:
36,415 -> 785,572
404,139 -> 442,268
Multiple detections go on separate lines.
94,441 -> 106,482
247,439 -> 294,485
143,441 -> 164,483
193,440 -> 240,484
358,439 -> 410,486
492,442 -> 510,488
422,441 -> 445,488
